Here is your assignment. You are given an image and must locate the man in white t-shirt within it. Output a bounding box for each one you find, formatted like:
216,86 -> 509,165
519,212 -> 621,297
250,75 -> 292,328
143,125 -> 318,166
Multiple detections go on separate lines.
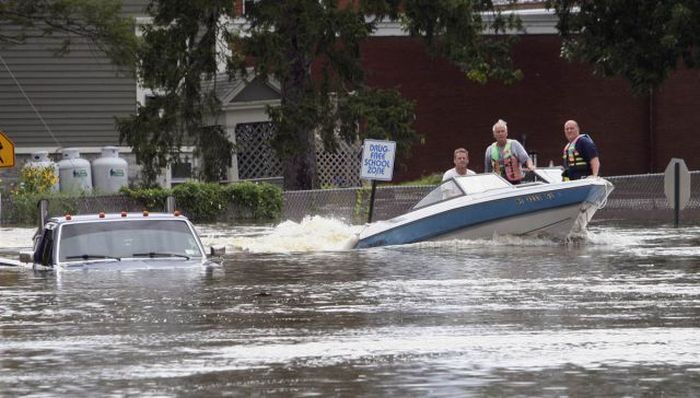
442,147 -> 476,181
441,147 -> 476,199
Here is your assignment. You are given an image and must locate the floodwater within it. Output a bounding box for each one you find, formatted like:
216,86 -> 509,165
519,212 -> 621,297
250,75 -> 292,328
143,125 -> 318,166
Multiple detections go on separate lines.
1,218 -> 699,397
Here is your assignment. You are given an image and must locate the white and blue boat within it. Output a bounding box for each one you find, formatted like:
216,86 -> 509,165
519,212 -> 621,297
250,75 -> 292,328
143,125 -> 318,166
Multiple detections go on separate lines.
355,168 -> 613,248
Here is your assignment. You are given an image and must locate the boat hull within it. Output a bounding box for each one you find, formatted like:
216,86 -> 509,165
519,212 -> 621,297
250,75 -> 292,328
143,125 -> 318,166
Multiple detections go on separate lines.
356,179 -> 612,248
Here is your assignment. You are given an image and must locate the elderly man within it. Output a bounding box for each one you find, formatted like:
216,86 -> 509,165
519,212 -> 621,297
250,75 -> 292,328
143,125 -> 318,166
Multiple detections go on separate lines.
562,120 -> 600,180
484,119 -> 535,185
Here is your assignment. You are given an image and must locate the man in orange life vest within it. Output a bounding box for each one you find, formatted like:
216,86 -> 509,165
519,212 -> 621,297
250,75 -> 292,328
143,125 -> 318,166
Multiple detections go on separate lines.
483,119 -> 535,185
562,120 -> 600,180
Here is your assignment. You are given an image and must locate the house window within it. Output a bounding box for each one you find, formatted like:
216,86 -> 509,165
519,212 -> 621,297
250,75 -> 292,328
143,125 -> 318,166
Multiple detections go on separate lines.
171,155 -> 193,186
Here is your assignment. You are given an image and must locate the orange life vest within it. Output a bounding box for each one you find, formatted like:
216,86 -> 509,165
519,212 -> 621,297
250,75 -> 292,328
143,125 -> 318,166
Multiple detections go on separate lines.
562,134 -> 589,180
491,140 -> 523,182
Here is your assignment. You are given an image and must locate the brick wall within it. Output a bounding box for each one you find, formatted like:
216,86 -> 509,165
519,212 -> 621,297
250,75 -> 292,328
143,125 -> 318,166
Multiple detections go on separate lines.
360,35 -> 698,181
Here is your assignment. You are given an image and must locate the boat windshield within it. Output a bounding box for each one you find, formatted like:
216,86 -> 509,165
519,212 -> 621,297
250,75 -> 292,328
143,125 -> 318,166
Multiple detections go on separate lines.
57,219 -> 203,263
533,167 -> 564,184
413,179 -> 464,209
413,174 -> 513,209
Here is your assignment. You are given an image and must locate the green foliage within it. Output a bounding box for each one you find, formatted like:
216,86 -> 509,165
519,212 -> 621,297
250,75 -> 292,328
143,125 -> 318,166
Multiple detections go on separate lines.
170,181 -> 282,222
0,0 -> 138,70
7,192 -> 80,226
223,181 -> 283,220
116,0 -> 236,186
339,88 -> 419,158
4,182 -> 281,226
119,186 -> 172,210
353,186 -> 371,223
234,0 -> 522,190
172,182 -> 227,223
14,166 -> 58,195
548,0 -> 700,93
402,0 -> 523,84
127,0 -> 523,191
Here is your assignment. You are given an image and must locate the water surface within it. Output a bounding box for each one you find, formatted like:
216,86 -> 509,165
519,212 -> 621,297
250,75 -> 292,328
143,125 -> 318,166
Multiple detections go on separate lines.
1,220 -> 698,396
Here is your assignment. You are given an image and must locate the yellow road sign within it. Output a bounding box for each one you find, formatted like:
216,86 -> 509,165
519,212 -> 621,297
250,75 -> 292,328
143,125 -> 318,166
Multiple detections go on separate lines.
0,130 -> 16,168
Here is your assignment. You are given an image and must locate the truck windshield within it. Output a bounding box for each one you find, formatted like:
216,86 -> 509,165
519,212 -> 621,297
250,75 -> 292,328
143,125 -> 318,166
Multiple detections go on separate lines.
58,220 -> 203,263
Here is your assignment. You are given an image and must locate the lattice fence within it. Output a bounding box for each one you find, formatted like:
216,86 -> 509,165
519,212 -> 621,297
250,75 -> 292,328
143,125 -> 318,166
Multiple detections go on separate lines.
315,139 -> 362,188
235,121 -> 361,187
235,122 -> 282,180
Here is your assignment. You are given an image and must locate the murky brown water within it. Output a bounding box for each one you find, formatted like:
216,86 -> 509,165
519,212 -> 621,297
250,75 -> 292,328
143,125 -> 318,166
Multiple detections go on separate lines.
1,222 -> 699,397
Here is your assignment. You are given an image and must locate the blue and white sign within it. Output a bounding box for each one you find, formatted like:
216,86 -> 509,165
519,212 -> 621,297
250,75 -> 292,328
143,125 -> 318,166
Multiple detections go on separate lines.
360,139 -> 396,181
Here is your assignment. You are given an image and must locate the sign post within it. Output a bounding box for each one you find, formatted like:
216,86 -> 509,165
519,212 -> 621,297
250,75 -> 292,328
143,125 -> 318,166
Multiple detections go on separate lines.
360,139 -> 396,223
663,158 -> 690,227
0,130 -> 16,168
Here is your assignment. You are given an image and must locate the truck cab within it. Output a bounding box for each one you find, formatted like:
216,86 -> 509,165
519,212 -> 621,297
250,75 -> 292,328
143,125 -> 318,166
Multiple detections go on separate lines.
29,212 -> 218,270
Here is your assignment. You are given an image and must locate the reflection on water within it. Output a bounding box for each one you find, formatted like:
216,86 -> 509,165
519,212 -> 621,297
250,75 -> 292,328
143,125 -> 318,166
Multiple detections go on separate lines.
1,219 -> 699,397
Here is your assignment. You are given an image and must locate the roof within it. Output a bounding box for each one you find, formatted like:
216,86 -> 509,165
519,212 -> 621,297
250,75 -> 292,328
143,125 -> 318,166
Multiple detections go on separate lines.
200,73 -> 281,105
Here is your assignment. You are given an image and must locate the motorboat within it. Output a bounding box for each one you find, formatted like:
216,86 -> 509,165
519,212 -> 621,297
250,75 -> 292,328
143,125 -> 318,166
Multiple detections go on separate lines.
355,168 -> 614,248
0,211 -> 222,270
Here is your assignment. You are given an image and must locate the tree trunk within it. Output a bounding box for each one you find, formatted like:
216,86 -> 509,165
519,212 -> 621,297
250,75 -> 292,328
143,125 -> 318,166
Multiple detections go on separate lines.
279,23 -> 318,191
282,130 -> 316,191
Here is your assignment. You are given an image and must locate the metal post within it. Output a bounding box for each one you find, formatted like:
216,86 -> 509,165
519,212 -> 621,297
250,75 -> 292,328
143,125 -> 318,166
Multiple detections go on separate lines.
367,180 -> 377,223
674,162 -> 680,228
166,196 -> 176,214
38,199 -> 49,228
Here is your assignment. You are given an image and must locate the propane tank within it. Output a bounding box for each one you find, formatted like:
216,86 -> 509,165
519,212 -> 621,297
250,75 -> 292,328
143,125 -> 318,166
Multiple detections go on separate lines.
57,148 -> 92,193
91,146 -> 128,194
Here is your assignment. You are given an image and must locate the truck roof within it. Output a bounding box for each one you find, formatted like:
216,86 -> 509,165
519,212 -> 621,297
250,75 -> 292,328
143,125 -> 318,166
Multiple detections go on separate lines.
48,212 -> 190,225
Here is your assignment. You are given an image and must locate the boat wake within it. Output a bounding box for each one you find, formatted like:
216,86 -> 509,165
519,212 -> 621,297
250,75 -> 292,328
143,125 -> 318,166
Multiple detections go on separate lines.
227,216 -> 361,253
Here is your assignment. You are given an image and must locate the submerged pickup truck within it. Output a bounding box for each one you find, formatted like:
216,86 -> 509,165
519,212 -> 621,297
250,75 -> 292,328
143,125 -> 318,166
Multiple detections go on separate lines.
6,211 -> 222,270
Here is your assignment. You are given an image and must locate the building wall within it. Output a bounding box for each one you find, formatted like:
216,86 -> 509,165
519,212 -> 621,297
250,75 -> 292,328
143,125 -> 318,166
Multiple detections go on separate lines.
0,29 -> 137,149
360,35 -> 698,181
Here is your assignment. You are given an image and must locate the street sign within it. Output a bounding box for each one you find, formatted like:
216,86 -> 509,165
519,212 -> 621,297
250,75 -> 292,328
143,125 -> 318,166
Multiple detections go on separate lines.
664,158 -> 690,210
360,139 -> 396,181
0,130 -> 15,168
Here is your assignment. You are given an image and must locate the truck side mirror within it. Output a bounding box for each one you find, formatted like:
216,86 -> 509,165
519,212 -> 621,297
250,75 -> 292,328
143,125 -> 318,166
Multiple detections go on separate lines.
19,251 -> 33,263
210,246 -> 226,257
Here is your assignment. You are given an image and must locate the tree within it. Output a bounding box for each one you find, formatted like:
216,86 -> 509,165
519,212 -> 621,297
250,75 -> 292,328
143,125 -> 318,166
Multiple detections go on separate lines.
125,0 -> 521,189
548,0 -> 700,94
232,0 -> 521,190
117,0 -> 236,185
0,0 -> 138,69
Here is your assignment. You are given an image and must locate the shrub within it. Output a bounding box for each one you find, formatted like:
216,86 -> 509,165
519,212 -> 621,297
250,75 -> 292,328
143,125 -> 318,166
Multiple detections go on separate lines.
119,186 -> 171,210
15,166 -> 58,195
6,192 -> 80,226
172,182 -> 227,223
2,181 -> 283,226
224,181 -> 282,220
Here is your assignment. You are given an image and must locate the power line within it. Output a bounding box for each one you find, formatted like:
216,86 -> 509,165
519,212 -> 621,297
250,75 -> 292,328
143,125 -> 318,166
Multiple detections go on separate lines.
0,53 -> 63,148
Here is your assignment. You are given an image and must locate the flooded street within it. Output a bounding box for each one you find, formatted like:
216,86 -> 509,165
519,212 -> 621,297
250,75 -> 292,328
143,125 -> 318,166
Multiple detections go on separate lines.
1,220 -> 699,396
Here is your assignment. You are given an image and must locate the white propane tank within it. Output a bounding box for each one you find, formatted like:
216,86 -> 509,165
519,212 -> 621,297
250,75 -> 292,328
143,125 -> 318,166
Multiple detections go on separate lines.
58,148 -> 93,193
23,151 -> 59,192
92,146 -> 128,194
